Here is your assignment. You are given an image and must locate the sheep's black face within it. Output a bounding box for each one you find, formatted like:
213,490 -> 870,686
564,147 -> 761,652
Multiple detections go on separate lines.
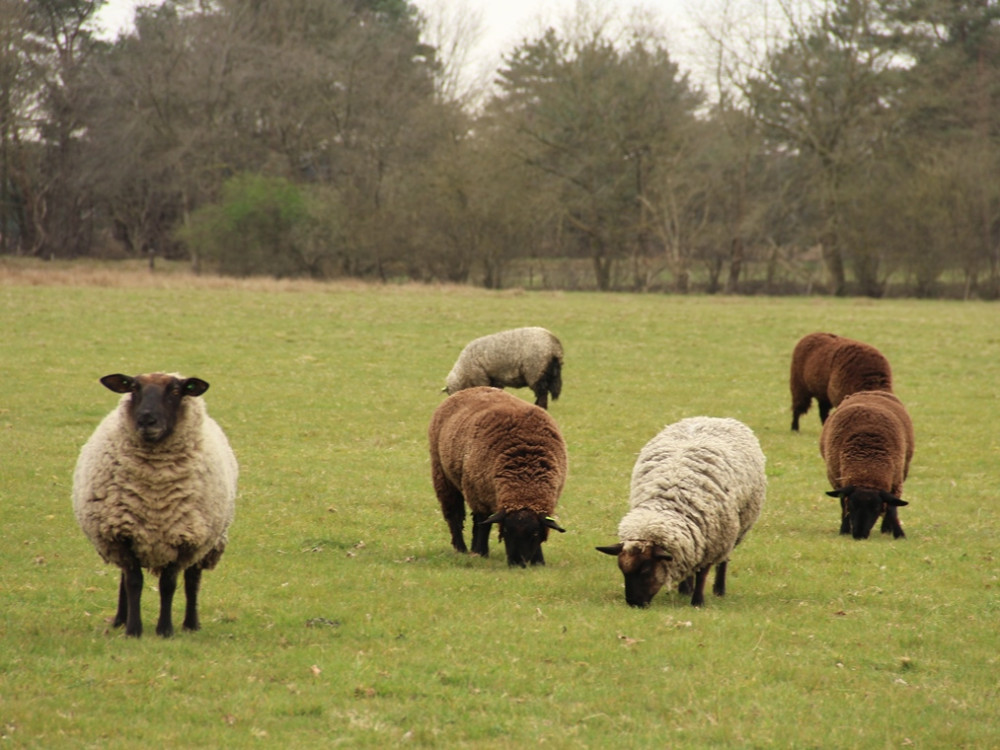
483,509 -> 566,567
500,510 -> 547,567
101,373 -> 209,444
828,486 -> 908,540
597,541 -> 673,607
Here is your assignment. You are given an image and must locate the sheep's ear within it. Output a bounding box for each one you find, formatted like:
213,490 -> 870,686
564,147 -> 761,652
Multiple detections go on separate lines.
182,378 -> 210,397
826,487 -> 854,498
595,543 -> 624,556
100,374 -> 135,393
481,510 -> 506,526
880,491 -> 908,507
543,516 -> 566,533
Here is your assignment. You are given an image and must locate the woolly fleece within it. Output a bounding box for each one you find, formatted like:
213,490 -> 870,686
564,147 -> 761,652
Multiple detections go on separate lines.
617,417 -> 766,589
429,386 -> 567,520
445,327 -> 563,403
72,382 -> 238,575
790,332 -> 893,430
820,390 -> 913,495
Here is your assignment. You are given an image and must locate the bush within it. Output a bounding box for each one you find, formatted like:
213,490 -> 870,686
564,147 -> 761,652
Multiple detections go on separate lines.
179,174 -> 342,278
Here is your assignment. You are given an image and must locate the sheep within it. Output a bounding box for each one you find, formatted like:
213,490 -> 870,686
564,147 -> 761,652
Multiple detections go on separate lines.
444,327 -> 563,409
790,332 -> 893,431
820,390 -> 913,539
72,373 -> 238,637
596,417 -> 766,607
428,386 -> 567,567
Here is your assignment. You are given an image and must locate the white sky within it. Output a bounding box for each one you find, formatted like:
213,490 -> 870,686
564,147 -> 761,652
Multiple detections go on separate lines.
95,0 -> 709,89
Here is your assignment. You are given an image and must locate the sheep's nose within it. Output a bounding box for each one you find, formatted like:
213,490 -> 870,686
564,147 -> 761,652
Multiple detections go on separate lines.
137,412 -> 158,428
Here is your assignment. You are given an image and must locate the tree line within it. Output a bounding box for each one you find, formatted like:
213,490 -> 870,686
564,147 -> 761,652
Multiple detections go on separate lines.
1,0 -> 998,297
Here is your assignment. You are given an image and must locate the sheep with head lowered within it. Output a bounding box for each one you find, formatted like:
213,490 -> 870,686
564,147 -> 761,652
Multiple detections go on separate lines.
597,417 -> 766,607
72,373 -> 238,637
444,327 -> 563,409
429,386 -> 567,567
790,332 -> 893,431
820,390 -> 913,539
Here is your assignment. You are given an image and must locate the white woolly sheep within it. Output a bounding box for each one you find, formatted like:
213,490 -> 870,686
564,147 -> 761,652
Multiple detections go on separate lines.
820,390 -> 913,539
72,373 -> 238,637
444,327 -> 563,409
429,386 -> 567,567
790,332 -> 894,431
597,417 -> 766,607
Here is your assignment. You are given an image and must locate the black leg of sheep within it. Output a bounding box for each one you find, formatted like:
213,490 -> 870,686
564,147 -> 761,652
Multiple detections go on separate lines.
880,506 -> 906,538
156,563 -> 180,637
689,567 -> 711,607
119,561 -> 145,637
183,567 -> 203,631
712,561 -> 728,597
471,512 -> 491,557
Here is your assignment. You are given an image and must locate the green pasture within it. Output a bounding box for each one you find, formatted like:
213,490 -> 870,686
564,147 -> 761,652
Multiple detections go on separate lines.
1,281 -> 997,748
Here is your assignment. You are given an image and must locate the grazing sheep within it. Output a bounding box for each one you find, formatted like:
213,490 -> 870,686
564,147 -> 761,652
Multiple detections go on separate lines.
428,386 -> 567,567
444,327 -> 563,409
597,417 -> 766,608
790,332 -> 893,431
820,390 -> 913,539
72,373 -> 238,637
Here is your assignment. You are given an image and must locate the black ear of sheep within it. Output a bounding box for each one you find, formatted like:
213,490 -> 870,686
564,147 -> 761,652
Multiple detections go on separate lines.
481,510 -> 507,526
101,374 -> 135,393
543,516 -> 566,533
183,378 -> 210,397
879,491 -> 908,507
595,543 -> 624,556
826,486 -> 855,498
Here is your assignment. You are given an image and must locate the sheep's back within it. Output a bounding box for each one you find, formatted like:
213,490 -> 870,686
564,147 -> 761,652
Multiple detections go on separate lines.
448,328 -> 561,390
429,387 -> 566,513
820,390 -> 913,491
627,417 -> 766,543
828,342 -> 893,405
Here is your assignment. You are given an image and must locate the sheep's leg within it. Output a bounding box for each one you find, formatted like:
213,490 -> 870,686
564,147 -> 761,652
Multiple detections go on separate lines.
689,567 -> 711,607
183,566 -> 202,631
532,387 -> 549,410
113,572 -> 128,628
839,498 -> 852,535
881,506 -> 906,539
790,383 -> 811,431
818,399 -> 832,425
529,545 -> 545,566
156,563 -> 179,637
121,561 -> 144,637
678,576 -> 694,595
470,512 -> 490,557
712,561 -> 728,597
433,470 -> 468,553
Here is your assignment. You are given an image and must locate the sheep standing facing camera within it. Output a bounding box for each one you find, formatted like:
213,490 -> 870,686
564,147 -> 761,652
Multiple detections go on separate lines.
444,327 -> 563,409
597,417 -> 766,607
72,373 -> 238,637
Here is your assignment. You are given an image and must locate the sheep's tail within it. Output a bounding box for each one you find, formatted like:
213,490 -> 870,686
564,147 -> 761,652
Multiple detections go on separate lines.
542,355 -> 562,401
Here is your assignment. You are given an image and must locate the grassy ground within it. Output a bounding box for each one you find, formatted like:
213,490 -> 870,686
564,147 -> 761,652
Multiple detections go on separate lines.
1,270 -> 998,748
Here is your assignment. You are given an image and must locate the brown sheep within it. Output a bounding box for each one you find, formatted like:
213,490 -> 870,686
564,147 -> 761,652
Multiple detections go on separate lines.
820,390 -> 914,539
428,387 -> 567,567
790,332 -> 894,431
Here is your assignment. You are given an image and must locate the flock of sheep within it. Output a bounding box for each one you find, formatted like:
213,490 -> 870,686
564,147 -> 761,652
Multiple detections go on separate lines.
71,327 -> 913,637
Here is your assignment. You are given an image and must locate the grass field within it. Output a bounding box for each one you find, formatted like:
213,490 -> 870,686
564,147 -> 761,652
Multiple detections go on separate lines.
1,270 -> 998,748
